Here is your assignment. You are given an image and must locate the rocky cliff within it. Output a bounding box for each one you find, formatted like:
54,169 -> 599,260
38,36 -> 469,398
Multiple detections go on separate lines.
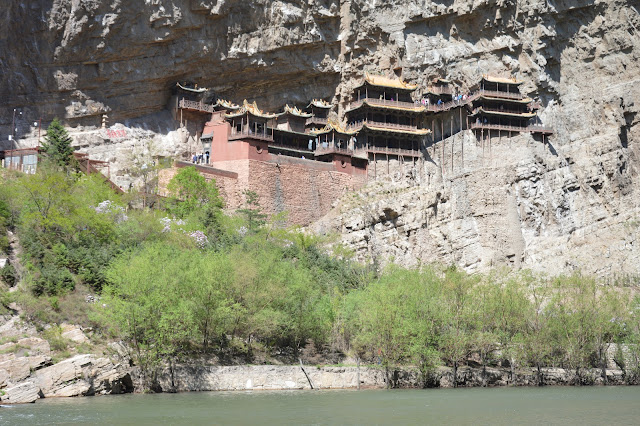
2,0 -> 639,276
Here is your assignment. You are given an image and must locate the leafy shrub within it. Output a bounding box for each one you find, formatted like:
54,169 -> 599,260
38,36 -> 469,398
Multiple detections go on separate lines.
32,265 -> 74,296
1,262 -> 16,287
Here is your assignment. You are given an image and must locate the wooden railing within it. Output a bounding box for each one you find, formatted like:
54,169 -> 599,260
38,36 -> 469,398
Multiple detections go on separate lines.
268,143 -> 313,154
315,146 -> 353,156
367,146 -> 423,157
73,152 -> 123,193
347,119 -> 420,132
470,122 -> 553,134
472,106 -> 533,116
178,98 -> 215,113
306,117 -> 329,126
349,97 -> 422,111
475,89 -> 525,100
228,129 -> 274,141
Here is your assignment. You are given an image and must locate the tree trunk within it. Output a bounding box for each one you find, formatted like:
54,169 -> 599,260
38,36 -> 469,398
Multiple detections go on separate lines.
453,361 -> 458,388
510,359 -> 515,385
385,366 -> 390,389
537,363 -> 543,387
600,347 -> 608,385
482,361 -> 487,387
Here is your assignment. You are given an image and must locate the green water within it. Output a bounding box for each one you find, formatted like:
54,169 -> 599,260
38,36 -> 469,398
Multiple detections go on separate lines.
1,387 -> 639,425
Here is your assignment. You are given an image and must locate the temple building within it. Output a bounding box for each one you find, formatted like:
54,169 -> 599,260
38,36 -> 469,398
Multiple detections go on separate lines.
305,99 -> 332,131
345,73 -> 430,162
270,105 -> 314,157
469,75 -> 552,136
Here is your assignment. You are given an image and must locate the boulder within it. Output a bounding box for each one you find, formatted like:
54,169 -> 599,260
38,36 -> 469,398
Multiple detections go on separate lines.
0,357 -> 31,382
34,354 -> 132,398
60,324 -> 89,344
0,381 -> 39,404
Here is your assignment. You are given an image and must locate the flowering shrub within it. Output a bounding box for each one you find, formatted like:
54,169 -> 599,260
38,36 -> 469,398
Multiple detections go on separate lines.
94,200 -> 128,223
187,230 -> 209,249
160,217 -> 185,233
237,226 -> 248,237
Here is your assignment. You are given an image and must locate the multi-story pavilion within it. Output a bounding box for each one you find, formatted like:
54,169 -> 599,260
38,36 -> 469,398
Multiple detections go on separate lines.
345,73 -> 430,159
469,76 -> 552,136
305,99 -> 332,131
270,105 -> 314,157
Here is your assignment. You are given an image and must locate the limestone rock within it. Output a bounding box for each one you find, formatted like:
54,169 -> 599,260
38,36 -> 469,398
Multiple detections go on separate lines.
34,354 -> 132,398
60,323 -> 89,344
0,357 -> 31,382
0,381 -> 40,404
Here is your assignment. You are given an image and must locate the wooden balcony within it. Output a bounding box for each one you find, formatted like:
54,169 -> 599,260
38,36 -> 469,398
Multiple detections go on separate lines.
178,98 -> 215,113
228,129 -> 274,142
348,97 -> 422,111
306,117 -> 329,126
475,89 -> 525,101
347,119 -> 421,133
368,146 -> 423,158
315,146 -> 353,156
472,106 -> 534,116
470,122 -> 553,135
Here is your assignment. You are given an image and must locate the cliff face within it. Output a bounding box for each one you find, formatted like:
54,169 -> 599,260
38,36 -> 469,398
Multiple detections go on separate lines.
2,0 -> 639,277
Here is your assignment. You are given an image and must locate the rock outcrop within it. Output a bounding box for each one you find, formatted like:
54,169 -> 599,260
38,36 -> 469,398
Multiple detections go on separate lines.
2,0 -> 639,276
0,315 -> 133,404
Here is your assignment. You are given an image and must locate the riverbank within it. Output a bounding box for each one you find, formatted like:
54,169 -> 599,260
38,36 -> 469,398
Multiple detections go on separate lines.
148,363 -> 636,393
2,355 -> 638,405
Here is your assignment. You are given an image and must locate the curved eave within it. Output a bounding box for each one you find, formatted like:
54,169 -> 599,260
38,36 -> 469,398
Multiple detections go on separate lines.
176,82 -> 208,93
481,76 -> 523,85
306,101 -> 332,109
310,125 -> 358,136
225,110 -> 278,119
279,111 -> 313,119
346,100 -> 425,114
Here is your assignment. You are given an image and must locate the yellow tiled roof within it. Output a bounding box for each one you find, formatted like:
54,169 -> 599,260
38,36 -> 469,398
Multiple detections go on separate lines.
346,99 -> 425,113
363,72 -> 418,91
362,122 -> 430,135
280,104 -> 313,118
225,99 -> 278,119
307,99 -> 332,109
482,74 -> 523,85
217,99 -> 240,110
310,119 -> 358,136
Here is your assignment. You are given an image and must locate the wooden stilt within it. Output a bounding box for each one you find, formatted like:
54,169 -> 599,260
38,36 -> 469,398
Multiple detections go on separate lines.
441,119 -> 445,176
481,128 -> 484,166
451,118 -> 454,173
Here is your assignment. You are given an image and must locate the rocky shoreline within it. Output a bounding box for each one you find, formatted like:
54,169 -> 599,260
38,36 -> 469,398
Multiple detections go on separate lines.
2,358 -> 638,405
150,364 -> 636,393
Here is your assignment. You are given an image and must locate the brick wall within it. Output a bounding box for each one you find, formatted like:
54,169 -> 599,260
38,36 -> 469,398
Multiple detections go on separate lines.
159,158 -> 366,225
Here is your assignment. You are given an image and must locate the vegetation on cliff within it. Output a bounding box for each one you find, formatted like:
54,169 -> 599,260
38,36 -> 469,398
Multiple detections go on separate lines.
1,165 -> 639,387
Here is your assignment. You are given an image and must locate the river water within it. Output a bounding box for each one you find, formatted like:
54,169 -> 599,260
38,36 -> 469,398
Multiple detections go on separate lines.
1,387 -> 639,425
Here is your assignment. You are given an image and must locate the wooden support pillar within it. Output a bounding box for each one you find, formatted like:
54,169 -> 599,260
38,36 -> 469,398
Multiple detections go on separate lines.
441,119 -> 445,176
481,128 -> 484,166
451,117 -> 454,173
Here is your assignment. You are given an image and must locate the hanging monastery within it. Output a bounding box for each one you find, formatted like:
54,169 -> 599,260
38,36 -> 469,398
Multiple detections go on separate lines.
163,73 -> 552,225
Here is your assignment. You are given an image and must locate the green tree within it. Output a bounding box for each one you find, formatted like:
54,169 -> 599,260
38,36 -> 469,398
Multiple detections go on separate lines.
167,166 -> 223,221
237,190 -> 266,231
42,118 -> 74,168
